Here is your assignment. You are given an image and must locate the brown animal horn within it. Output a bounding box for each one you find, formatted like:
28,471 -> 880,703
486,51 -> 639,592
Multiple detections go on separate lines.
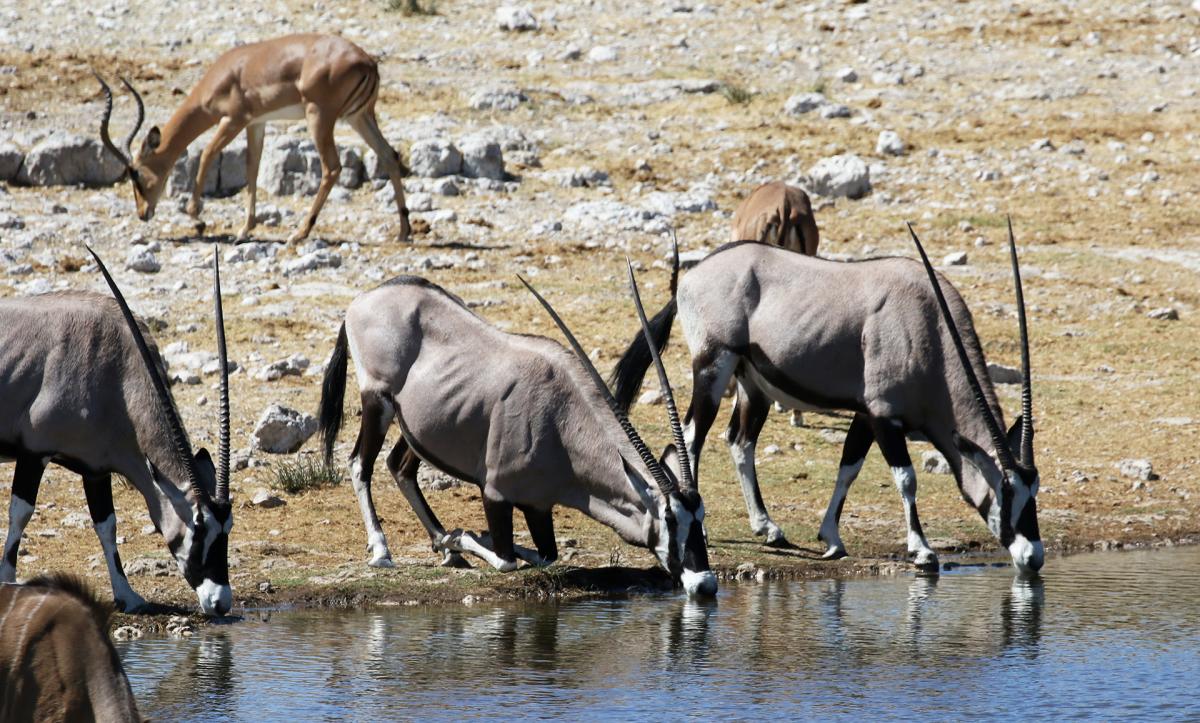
906,224 -> 1020,474
93,73 -> 133,171
86,246 -> 209,502
212,249 -> 231,502
118,77 -> 145,158
1005,217 -> 1035,468
518,275 -> 677,495
625,255 -> 693,491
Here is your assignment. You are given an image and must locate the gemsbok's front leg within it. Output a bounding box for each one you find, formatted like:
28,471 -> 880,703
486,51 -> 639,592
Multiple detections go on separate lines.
289,104 -> 342,243
519,506 -> 557,566
83,472 -> 148,612
870,417 -> 938,570
817,414 -> 875,559
237,124 -> 266,241
726,376 -> 786,546
1,455 -> 46,582
385,439 -> 468,568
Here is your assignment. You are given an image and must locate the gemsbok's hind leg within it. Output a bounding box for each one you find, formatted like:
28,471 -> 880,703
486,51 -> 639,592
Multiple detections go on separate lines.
1,455 -> 45,582
726,375 -> 786,546
384,439 -> 469,568
84,472 -> 148,612
349,394 -> 396,567
817,414 -> 875,559
869,418 -> 938,570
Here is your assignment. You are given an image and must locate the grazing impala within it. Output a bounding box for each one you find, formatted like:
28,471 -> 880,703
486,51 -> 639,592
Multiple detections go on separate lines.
0,575 -> 143,722
0,250 -> 234,614
317,247 -> 717,596
94,33 -> 410,243
611,221 -> 1044,574
730,181 -> 819,255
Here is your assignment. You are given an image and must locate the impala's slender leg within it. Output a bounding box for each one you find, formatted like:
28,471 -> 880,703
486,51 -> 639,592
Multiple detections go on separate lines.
348,111 -> 411,242
237,123 -> 266,241
189,116 -> 246,233
520,507 -> 557,565
349,393 -> 395,567
817,414 -> 875,560
384,439 -> 468,568
289,104 -> 342,243
726,375 -> 784,546
869,418 -> 938,570
683,349 -> 738,485
83,472 -> 147,612
0,455 -> 46,582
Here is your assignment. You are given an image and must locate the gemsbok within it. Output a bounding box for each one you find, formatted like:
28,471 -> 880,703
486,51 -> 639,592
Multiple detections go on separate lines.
0,249 -> 234,614
94,33 -> 411,243
729,181 -> 820,255
611,221 -> 1044,573
317,249 -> 718,596
0,574 -> 143,722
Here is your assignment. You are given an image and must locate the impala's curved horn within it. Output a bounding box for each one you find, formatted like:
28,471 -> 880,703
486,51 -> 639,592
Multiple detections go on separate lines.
93,73 -> 133,171
906,224 -> 1019,474
118,77 -> 146,158
86,246 -> 208,502
625,256 -> 693,491
212,250 -> 231,502
1006,217 -> 1035,469
517,275 -> 676,495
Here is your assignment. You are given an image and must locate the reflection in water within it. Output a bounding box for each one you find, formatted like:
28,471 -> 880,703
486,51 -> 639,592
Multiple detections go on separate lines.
119,547 -> 1200,721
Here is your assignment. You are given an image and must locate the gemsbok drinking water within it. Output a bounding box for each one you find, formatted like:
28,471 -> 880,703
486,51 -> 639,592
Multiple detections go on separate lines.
317,247 -> 717,596
0,249 -> 234,614
612,221 -> 1043,573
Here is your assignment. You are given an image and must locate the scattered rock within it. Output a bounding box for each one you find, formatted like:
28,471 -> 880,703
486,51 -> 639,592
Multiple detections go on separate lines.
876,130 -> 906,156
166,616 -> 194,638
820,103 -> 852,119
125,247 -> 161,273
112,626 -> 143,641
638,389 -> 663,405
0,212 -> 24,229
804,154 -> 871,199
15,133 -> 124,187
837,67 -> 859,83
468,86 -> 529,112
1116,458 -> 1158,481
0,142 -> 23,182
551,166 -> 611,188
987,363 -> 1022,384
588,45 -> 619,63
641,189 -> 717,216
418,466 -> 465,491
1146,307 -> 1179,321
283,251 -> 342,276
252,404 -> 318,454
125,557 -> 174,577
256,354 -> 310,382
168,140 -> 249,197
783,92 -> 827,115
943,251 -> 968,266
458,136 -> 505,180
922,450 -> 952,475
430,177 -> 460,196
260,137 -> 322,196
408,139 -> 463,178
251,488 -> 286,509
763,444 -> 781,456
496,5 -> 538,31
60,511 -> 92,529
562,200 -> 669,235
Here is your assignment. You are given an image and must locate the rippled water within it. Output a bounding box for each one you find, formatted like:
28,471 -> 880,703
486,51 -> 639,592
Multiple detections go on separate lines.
119,547 -> 1200,721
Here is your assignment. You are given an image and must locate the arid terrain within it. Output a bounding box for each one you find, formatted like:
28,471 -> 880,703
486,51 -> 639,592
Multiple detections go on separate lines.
1,0 -> 1198,627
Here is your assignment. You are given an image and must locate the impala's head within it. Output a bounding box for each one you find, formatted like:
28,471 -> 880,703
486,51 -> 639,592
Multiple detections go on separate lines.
909,219 -> 1043,575
89,245 -> 237,614
94,74 -> 169,222
519,239 -> 717,598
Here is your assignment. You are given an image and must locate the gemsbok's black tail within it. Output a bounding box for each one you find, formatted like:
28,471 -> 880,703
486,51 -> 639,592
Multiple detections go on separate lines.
610,251 -> 680,413
318,322 -> 350,466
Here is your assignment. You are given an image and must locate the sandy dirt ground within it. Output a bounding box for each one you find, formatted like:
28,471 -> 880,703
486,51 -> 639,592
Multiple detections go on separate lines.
1,0 -> 1198,629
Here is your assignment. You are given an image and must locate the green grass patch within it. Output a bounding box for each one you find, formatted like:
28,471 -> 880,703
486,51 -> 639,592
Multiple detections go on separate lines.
272,457 -> 344,494
719,82 -> 754,105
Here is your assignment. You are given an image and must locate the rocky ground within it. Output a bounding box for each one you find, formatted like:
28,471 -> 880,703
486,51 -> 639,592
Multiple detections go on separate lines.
1,0 -> 1199,627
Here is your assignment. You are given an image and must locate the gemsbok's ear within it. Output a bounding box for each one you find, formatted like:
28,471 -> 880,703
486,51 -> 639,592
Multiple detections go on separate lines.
1006,415 -> 1024,460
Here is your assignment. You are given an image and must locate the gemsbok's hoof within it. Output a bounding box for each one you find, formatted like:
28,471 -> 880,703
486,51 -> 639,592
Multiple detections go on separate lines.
821,545 -> 848,560
440,550 -> 471,568
367,555 -> 395,569
912,550 -> 940,572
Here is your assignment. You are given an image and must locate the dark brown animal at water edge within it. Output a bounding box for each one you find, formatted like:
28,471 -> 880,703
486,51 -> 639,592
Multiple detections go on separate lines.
94,33 -> 411,243
729,181 -> 820,255
0,574 -> 143,722
0,250 -> 234,615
